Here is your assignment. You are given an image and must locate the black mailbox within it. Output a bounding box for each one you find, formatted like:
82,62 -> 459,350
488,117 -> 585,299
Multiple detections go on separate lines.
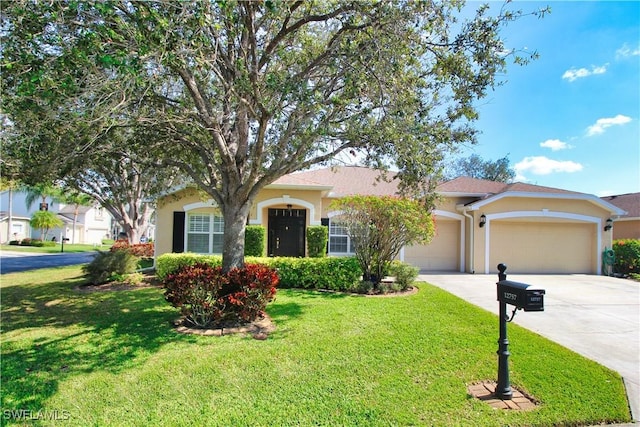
497,280 -> 545,312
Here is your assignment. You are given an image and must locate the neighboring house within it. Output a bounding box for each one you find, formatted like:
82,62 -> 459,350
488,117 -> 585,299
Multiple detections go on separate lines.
57,203 -> 113,244
0,190 -> 114,244
155,166 -> 625,275
601,192 -> 640,240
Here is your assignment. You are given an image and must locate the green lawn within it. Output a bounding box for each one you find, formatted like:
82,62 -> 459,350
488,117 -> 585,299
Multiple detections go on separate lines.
1,267 -> 631,426
1,243 -> 110,254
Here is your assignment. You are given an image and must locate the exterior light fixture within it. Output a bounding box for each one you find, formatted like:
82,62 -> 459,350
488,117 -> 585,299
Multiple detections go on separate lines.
604,218 -> 613,231
479,214 -> 487,228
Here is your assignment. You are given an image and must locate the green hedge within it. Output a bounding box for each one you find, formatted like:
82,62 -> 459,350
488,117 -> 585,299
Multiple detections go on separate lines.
19,238 -> 56,247
156,253 -> 362,291
306,225 -> 328,258
245,225 -> 266,257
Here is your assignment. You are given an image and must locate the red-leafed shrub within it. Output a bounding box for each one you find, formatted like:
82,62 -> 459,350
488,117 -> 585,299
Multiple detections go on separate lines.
163,263 -> 278,328
110,241 -> 154,257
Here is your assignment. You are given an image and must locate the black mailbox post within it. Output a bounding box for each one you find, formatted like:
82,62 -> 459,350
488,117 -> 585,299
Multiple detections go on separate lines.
495,263 -> 545,400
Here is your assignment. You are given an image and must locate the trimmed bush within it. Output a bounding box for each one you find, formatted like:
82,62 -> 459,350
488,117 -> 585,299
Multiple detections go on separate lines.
388,261 -> 419,291
613,239 -> 640,276
19,238 -> 33,246
268,257 -> 362,290
110,241 -> 155,257
18,238 -> 56,247
245,225 -> 266,257
163,262 -> 278,327
157,253 -> 223,280
83,250 -> 140,284
307,226 -> 328,258
157,253 -> 362,292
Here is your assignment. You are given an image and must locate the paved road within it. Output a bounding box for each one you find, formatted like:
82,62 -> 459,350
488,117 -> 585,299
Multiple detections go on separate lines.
420,272 -> 640,423
0,251 -> 97,274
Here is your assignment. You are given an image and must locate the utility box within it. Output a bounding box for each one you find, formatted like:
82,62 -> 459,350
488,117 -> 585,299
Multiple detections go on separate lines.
497,280 -> 545,312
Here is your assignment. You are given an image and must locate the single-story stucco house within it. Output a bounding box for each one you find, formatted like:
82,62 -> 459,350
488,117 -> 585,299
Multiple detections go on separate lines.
601,192 -> 640,240
155,166 -> 626,275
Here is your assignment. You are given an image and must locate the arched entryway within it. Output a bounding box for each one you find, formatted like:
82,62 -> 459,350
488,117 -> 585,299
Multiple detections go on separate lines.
268,208 -> 306,257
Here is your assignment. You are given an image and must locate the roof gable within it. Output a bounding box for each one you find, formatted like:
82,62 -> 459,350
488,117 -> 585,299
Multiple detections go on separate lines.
602,193 -> 639,218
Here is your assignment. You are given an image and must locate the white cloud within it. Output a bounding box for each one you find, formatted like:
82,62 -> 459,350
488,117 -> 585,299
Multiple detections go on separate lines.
562,64 -> 608,82
540,139 -> 573,151
514,156 -> 583,176
616,43 -> 640,59
586,114 -> 632,136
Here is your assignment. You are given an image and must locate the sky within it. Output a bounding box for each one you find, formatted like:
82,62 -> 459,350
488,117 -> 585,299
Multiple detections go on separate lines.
459,1 -> 639,197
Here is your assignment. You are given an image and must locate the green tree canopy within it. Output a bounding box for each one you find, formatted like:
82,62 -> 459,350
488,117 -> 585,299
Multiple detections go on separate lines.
1,0 -> 546,269
445,154 -> 516,182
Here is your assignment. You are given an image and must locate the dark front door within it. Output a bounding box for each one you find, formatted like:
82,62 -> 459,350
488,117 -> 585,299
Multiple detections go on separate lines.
268,208 -> 306,257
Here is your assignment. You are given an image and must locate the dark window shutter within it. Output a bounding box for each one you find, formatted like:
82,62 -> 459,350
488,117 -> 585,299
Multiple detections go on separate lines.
172,212 -> 186,253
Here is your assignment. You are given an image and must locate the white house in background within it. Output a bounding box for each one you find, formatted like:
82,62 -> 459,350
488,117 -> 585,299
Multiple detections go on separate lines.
0,190 -> 114,244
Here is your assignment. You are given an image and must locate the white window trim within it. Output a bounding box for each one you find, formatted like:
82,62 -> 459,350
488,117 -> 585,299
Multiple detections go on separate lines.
185,213 -> 224,254
327,211 -> 355,256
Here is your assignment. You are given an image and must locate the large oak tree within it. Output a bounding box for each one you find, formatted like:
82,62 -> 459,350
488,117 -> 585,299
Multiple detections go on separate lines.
1,0 -> 546,270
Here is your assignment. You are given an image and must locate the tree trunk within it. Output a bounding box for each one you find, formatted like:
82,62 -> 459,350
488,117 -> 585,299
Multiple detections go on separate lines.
124,225 -> 142,245
7,188 -> 13,243
72,206 -> 79,244
220,197 -> 253,272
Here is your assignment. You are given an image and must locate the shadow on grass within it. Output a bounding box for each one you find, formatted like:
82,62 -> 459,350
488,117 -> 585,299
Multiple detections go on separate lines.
1,274 -> 192,411
2,275 -> 345,411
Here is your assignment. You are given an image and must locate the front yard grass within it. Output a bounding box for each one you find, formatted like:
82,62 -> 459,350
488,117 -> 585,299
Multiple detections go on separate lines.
1,266 -> 631,426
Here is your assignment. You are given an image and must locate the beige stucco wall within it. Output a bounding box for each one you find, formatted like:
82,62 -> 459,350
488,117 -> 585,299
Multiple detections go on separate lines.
251,189 -> 324,226
613,219 -> 640,240
155,187 -> 619,275
155,187 -> 326,257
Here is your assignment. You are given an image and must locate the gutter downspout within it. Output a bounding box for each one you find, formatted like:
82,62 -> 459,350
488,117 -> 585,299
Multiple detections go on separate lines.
461,207 -> 475,274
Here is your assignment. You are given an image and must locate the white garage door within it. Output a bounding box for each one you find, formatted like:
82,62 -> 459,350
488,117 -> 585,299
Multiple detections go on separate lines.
489,221 -> 595,274
404,219 -> 460,271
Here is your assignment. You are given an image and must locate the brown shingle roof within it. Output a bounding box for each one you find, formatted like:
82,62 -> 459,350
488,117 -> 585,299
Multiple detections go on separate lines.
272,166 -> 400,197
436,176 -> 507,194
435,176 -> 583,196
602,193 -> 640,218
275,168 -> 591,199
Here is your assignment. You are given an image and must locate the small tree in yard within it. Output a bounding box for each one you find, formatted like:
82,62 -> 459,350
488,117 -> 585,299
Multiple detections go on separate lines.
330,196 -> 434,288
30,210 -> 63,241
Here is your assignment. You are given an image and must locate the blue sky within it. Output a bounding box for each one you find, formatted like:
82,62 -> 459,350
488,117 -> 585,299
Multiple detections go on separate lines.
461,1 -> 639,196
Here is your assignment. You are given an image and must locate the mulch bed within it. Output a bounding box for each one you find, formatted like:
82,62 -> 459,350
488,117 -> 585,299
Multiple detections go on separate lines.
172,315 -> 276,340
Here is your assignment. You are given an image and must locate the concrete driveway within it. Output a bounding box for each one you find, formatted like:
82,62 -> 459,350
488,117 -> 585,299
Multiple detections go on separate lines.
420,272 -> 640,422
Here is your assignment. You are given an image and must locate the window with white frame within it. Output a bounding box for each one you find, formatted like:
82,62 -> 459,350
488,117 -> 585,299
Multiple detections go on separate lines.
328,219 -> 355,255
94,207 -> 104,220
187,213 -> 224,253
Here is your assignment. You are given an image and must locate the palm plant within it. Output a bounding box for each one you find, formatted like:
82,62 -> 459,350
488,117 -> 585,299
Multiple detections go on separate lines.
59,190 -> 94,243
22,183 -> 62,211
30,210 -> 63,241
